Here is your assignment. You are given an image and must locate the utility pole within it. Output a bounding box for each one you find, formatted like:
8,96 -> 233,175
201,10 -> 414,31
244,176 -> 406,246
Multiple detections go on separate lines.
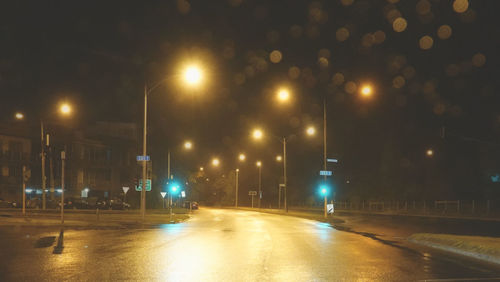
49,146 -> 55,201
258,164 -> 262,209
235,169 -> 239,208
22,165 -> 26,216
323,98 -> 327,184
323,98 -> 328,219
141,84 -> 148,220
283,137 -> 288,212
61,149 -> 65,224
41,121 -> 46,210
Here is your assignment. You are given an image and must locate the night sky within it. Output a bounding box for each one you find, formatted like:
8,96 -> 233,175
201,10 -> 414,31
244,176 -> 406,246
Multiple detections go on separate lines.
1,0 -> 499,202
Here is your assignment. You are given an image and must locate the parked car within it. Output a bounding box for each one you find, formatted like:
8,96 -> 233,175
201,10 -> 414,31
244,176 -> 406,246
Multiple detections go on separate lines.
109,199 -> 130,210
0,198 -> 15,208
191,202 -> 199,210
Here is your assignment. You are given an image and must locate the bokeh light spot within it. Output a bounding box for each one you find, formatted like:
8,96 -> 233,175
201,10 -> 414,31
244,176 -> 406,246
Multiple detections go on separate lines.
419,35 -> 434,50
392,17 -> 408,32
437,25 -> 452,40
453,0 -> 469,13
269,50 -> 283,63
472,53 -> 486,67
336,27 -> 350,42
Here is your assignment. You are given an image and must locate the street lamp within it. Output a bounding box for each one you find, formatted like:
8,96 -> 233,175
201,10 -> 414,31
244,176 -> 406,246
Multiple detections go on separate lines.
426,149 -> 434,157
15,112 -> 24,120
276,155 -> 282,162
212,158 -> 220,167
199,166 -> 204,171
140,64 -> 204,220
252,129 -> 263,140
277,88 -> 290,102
306,126 -> 316,136
183,65 -> 203,86
184,141 -> 193,150
238,153 -> 246,162
256,161 -> 262,208
59,103 -> 72,115
235,168 -> 240,208
360,84 -> 373,98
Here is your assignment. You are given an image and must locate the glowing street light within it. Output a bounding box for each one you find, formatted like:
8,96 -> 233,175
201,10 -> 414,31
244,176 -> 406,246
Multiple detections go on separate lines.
306,126 -> 316,136
277,88 -> 290,102
252,129 -> 263,140
59,103 -> 72,115
184,65 -> 203,86
15,112 -> 24,120
276,155 -> 282,162
238,153 -> 246,161
212,158 -> 220,167
184,141 -> 193,150
426,149 -> 434,157
199,166 -> 204,171
360,85 -> 373,98
256,161 -> 262,167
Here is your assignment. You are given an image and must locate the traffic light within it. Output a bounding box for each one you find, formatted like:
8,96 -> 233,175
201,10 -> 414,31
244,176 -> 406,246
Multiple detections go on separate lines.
169,182 -> 180,194
319,184 -> 328,196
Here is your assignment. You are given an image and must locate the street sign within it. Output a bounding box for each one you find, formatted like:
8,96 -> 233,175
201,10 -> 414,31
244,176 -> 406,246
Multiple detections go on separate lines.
160,192 -> 167,198
135,179 -> 152,191
279,184 -> 285,188
319,170 -> 333,176
327,204 -> 334,214
136,155 -> 150,162
181,191 -> 186,198
248,191 -> 257,196
122,187 -> 130,194
327,158 -> 339,163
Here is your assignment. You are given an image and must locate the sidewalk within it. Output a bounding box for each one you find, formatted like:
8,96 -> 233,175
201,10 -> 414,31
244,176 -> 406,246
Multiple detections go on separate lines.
409,233 -> 500,265
0,209 -> 191,228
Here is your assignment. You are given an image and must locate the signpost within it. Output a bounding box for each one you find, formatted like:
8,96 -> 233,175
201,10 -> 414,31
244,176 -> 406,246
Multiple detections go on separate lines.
135,179 -> 151,191
160,192 -> 167,209
122,186 -> 129,204
327,203 -> 334,214
319,170 -> 332,176
327,158 -> 338,163
249,191 -> 257,208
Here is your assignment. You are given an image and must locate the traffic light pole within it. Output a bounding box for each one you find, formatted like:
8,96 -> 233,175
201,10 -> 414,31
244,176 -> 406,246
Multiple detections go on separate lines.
323,97 -> 328,219
22,166 -> 26,216
41,121 -> 46,210
61,150 -> 65,224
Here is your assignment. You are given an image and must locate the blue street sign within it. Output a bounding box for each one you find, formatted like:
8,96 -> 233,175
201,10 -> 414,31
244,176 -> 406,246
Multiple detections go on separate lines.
327,158 -> 339,163
319,170 -> 333,176
136,155 -> 150,162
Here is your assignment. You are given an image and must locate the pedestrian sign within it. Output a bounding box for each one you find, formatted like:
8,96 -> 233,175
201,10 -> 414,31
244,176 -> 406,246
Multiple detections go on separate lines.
135,179 -> 152,191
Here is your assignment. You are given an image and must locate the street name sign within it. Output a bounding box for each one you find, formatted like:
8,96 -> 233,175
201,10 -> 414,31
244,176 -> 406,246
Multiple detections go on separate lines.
248,191 -> 257,196
136,155 -> 150,162
319,170 -> 333,176
327,158 -> 338,163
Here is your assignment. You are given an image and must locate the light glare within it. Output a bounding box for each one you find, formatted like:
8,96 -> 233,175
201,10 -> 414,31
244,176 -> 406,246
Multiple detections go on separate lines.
15,112 -> 24,120
184,65 -> 202,85
253,129 -> 263,140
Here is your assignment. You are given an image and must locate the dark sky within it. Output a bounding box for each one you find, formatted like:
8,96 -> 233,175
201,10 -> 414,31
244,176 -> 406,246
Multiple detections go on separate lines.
1,0 -> 499,201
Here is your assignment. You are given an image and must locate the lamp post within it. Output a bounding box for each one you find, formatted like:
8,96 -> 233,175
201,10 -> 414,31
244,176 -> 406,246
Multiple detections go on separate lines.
256,161 -> 262,209
140,64 -> 203,220
235,168 -> 239,208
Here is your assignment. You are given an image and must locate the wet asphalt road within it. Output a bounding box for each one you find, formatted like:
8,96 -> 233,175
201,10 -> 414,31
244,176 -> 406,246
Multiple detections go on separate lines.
1,208 -> 500,281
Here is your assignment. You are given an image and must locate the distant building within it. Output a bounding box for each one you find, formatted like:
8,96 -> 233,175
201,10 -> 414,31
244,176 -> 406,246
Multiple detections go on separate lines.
0,121 -> 139,204
0,134 -> 32,202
